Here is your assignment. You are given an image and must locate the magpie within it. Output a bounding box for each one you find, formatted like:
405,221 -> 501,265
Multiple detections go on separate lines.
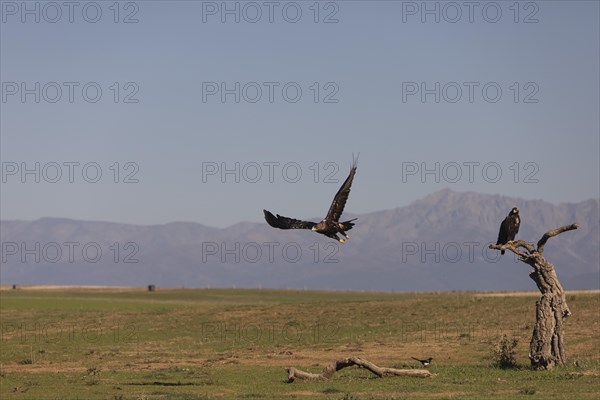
411,357 -> 433,367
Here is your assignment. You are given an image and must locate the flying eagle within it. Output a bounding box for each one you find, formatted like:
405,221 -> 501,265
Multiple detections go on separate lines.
496,207 -> 520,254
263,156 -> 358,243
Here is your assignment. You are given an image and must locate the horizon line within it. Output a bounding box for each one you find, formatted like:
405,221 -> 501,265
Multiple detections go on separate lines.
2,187 -> 598,229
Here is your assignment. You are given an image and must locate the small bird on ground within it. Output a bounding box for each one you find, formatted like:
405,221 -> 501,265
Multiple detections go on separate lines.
411,357 -> 433,367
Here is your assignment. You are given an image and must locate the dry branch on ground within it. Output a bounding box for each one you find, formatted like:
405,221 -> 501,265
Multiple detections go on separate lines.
285,357 -> 432,382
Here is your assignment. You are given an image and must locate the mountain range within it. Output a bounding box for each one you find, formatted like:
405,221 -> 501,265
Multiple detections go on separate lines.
1,189 -> 598,291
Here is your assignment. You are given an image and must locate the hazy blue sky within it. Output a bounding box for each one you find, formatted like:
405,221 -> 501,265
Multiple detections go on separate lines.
1,0 -> 599,227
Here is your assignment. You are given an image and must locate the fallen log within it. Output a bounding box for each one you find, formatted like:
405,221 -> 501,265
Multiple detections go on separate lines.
285,356 -> 432,382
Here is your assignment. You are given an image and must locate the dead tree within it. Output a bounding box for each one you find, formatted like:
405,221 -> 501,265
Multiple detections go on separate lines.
286,357 -> 431,382
489,223 -> 578,370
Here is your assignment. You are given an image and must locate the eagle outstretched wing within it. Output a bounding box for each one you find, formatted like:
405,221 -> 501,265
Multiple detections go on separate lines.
263,210 -> 316,230
325,155 -> 358,223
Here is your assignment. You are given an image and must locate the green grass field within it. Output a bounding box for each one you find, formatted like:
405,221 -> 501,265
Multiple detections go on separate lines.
1,287 -> 598,399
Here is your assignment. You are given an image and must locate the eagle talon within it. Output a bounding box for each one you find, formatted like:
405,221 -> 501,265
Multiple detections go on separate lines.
339,238 -> 346,244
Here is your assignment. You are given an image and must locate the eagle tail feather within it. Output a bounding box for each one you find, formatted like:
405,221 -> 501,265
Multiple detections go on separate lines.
341,218 -> 357,231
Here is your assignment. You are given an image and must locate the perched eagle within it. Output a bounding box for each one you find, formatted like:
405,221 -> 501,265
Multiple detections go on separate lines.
496,207 -> 520,254
263,156 -> 358,243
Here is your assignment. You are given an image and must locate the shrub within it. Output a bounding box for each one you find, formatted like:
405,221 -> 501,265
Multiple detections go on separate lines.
491,334 -> 519,369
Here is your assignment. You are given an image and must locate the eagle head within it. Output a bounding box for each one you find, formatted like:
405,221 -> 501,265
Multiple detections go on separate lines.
510,207 -> 519,216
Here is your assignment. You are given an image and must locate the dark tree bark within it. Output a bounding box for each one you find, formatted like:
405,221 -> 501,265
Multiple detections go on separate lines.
285,357 -> 431,382
489,223 -> 578,370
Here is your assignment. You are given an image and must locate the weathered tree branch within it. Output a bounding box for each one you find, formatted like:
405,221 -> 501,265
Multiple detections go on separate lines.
285,357 -> 431,382
489,224 -> 579,259
488,223 -> 578,370
537,223 -> 579,254
489,240 -> 533,260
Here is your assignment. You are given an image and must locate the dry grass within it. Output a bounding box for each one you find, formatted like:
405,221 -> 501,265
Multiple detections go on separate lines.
1,288 -> 599,399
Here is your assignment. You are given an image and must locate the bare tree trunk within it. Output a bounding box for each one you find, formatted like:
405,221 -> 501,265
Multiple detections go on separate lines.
489,223 -> 578,370
286,357 -> 431,382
